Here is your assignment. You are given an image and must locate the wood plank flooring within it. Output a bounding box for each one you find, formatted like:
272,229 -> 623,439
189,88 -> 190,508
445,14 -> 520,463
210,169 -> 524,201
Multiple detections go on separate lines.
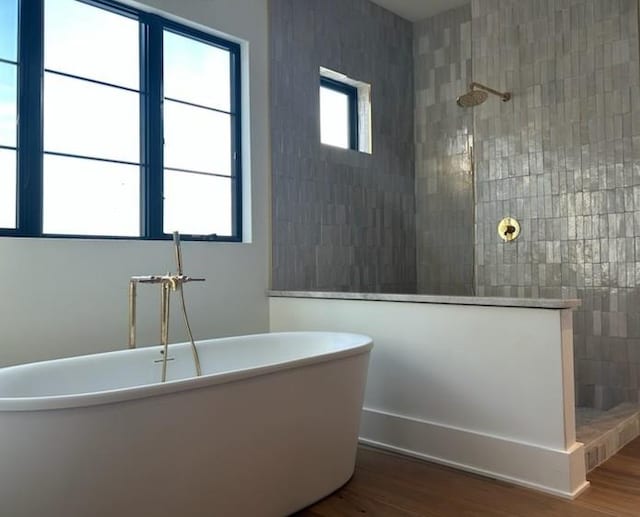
297,438 -> 640,516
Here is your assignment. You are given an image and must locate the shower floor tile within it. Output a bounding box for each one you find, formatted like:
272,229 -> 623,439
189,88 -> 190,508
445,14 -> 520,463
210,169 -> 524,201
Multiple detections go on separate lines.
576,403 -> 640,471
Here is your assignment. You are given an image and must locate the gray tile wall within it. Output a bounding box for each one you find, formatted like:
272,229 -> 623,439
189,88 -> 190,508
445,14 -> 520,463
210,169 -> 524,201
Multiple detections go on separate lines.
415,5 -> 475,295
471,0 -> 640,409
270,0 -> 416,293
271,0 -> 640,409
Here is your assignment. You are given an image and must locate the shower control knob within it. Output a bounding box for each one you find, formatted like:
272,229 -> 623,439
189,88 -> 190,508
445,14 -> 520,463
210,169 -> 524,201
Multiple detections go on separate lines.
498,217 -> 520,242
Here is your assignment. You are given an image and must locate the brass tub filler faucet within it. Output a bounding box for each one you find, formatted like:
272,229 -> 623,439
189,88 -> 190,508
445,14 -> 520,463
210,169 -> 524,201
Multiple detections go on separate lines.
128,232 -> 204,382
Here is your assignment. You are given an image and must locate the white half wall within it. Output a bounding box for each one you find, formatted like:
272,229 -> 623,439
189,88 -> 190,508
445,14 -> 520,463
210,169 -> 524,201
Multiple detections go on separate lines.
270,296 -> 589,498
0,0 -> 270,367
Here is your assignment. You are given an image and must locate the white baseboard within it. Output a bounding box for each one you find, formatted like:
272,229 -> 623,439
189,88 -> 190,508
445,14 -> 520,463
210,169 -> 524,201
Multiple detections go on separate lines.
359,407 -> 589,499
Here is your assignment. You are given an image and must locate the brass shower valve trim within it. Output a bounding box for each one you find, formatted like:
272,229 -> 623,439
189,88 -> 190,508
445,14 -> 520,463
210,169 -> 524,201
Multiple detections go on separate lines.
498,217 -> 520,242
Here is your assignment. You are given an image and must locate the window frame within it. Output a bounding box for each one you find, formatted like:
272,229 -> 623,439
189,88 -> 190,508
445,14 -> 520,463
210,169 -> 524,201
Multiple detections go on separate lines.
0,0 -> 20,229
319,76 -> 358,151
4,0 -> 243,242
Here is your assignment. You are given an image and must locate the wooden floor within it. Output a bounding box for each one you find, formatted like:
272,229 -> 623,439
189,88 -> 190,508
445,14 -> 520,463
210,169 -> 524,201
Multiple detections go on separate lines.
297,437 -> 640,516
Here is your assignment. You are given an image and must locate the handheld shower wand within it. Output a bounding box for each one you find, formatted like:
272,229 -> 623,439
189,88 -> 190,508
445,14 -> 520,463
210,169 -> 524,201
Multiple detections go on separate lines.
172,231 -> 203,378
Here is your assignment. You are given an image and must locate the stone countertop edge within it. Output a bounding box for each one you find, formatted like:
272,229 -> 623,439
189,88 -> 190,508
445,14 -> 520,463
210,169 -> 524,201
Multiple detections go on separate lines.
267,290 -> 581,310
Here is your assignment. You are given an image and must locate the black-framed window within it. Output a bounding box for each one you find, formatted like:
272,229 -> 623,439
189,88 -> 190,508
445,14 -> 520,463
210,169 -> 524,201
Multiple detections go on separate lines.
0,0 -> 18,229
2,0 -> 242,241
319,76 -> 358,151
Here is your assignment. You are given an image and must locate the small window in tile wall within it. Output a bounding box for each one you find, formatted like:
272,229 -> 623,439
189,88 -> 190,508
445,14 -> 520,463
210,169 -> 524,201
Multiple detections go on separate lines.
319,68 -> 371,153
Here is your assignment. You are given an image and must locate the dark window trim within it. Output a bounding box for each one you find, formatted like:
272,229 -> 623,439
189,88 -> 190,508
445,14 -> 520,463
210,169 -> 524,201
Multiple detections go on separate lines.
320,76 -> 358,151
3,0 -> 243,242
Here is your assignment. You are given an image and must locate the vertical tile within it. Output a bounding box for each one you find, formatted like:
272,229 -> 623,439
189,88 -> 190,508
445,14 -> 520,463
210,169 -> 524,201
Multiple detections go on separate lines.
415,5 -> 475,295
270,0 -> 416,293
472,0 -> 640,409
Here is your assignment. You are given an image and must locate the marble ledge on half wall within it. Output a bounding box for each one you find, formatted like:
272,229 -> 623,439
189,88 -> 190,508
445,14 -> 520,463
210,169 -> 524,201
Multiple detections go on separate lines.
267,290 -> 581,310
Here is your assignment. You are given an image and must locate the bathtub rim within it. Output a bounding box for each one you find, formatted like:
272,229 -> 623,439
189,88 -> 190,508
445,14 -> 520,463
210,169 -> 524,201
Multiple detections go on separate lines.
0,331 -> 373,413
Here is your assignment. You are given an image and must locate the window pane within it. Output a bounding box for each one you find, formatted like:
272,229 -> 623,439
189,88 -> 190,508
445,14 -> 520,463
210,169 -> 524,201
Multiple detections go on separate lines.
0,149 -> 16,228
44,73 -> 139,162
163,171 -> 231,236
45,0 -> 139,89
164,31 -> 231,112
0,0 -> 17,62
0,62 -> 16,147
320,86 -> 350,149
43,155 -> 139,236
164,101 -> 231,175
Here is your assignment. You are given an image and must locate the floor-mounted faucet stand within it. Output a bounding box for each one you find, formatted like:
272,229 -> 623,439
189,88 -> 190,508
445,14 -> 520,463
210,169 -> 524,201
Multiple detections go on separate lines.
128,232 -> 205,382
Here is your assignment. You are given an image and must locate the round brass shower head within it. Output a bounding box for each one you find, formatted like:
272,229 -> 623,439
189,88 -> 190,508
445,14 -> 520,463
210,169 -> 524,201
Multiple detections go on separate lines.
457,82 -> 511,108
457,90 -> 489,107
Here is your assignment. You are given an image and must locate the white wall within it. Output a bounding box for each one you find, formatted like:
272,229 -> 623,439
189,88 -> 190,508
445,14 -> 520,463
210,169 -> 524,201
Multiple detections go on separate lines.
270,297 -> 588,499
0,0 -> 270,367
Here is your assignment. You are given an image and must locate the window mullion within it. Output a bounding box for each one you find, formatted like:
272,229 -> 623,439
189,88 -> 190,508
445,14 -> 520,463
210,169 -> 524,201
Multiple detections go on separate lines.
140,14 -> 163,239
230,47 -> 242,240
349,87 -> 358,151
17,0 -> 44,236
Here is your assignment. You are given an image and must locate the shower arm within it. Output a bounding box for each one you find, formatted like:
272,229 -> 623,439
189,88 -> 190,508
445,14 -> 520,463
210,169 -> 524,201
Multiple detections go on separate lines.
469,82 -> 511,102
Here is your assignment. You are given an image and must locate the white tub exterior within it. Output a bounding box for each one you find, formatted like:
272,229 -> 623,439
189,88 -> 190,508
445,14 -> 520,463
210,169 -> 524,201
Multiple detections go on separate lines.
0,332 -> 372,517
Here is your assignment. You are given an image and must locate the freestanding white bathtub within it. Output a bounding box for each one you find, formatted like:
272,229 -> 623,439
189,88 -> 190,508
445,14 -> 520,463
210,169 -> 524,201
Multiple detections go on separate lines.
0,331 -> 373,517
